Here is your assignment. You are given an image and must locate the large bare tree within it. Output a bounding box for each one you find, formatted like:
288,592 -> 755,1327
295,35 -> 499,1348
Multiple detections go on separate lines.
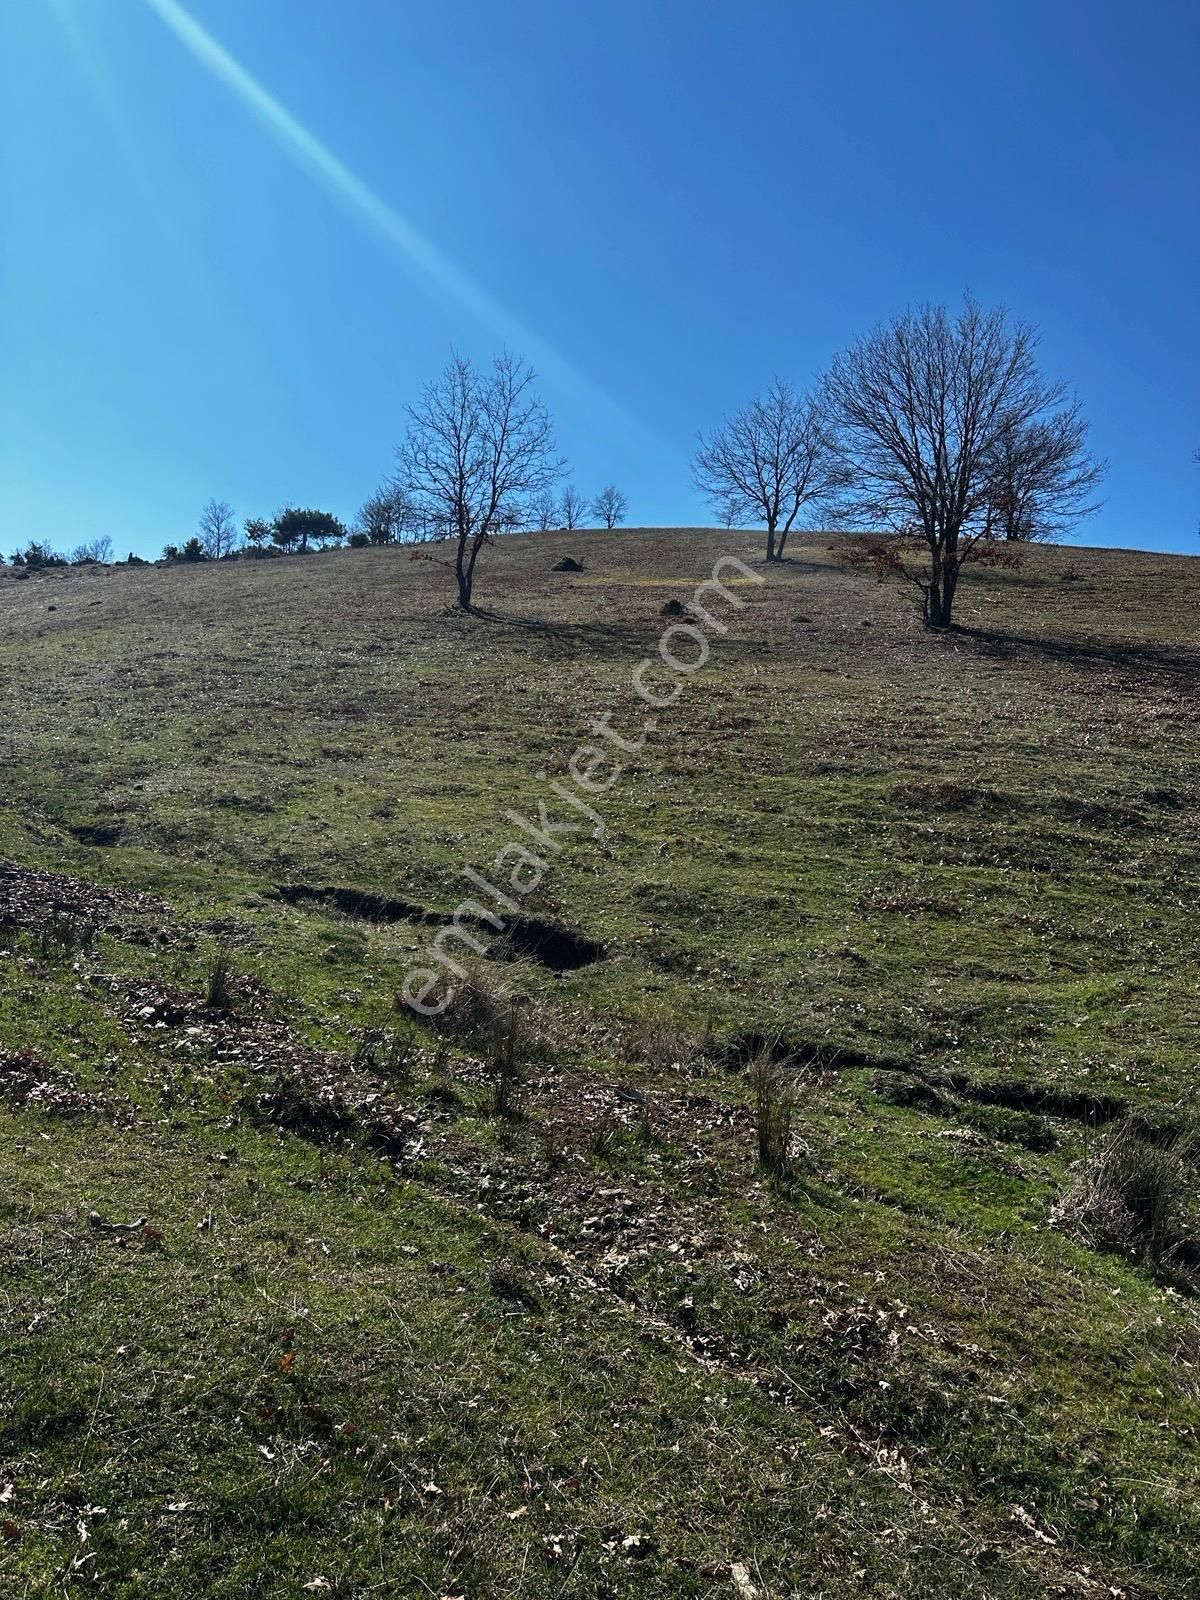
692,378 -> 841,562
827,296 -> 1105,627
198,499 -> 239,560
396,352 -> 562,609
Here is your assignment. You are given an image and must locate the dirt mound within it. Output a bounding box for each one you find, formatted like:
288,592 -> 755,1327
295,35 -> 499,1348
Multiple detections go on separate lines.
0,1049 -> 114,1118
0,859 -> 172,941
551,556 -> 584,573
119,977 -> 424,1157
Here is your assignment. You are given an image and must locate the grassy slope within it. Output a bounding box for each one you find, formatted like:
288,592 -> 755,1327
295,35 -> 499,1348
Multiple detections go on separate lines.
2,529 -> 1199,1598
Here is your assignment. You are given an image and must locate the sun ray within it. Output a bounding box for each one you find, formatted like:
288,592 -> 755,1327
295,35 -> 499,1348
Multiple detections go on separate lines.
138,0 -> 661,455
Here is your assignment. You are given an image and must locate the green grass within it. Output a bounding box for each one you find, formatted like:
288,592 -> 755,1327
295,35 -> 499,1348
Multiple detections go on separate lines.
3,529 -> 1200,1596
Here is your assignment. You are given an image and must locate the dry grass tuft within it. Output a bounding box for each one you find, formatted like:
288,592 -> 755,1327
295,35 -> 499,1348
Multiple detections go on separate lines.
750,1047 -> 797,1177
1054,1122 -> 1196,1273
488,998 -> 524,1117
205,949 -> 234,1011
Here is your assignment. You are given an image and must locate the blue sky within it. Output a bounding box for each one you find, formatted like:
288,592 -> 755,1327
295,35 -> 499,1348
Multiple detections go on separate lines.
1,0 -> 1197,558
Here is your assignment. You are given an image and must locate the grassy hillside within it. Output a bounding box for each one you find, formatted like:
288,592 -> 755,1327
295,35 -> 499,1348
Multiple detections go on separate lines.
2,528 -> 1199,1598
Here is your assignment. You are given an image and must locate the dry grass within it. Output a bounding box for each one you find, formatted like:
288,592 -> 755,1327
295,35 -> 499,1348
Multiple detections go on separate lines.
6,530 -> 1200,1595
750,1047 -> 797,1176
1054,1121 -> 1196,1273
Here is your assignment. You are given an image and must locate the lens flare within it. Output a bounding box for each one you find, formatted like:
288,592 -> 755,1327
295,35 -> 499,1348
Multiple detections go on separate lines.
139,0 -> 659,454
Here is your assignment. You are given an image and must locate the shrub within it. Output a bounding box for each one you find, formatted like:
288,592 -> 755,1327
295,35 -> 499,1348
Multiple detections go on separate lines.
163,539 -> 207,564
1054,1122 -> 1195,1271
429,961 -> 506,1043
37,912 -> 98,960
352,1028 -> 414,1081
622,1014 -> 710,1075
14,542 -> 67,570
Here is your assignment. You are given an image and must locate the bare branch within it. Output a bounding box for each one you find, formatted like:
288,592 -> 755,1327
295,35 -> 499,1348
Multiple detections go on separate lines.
693,378 -> 841,561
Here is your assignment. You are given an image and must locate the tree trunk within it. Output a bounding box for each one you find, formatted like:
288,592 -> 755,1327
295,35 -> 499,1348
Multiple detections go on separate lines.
455,535 -> 473,610
765,524 -> 778,563
924,562 -> 959,629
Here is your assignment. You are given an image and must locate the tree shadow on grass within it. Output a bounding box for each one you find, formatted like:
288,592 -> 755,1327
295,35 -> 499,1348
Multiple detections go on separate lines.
949,624 -> 1200,685
468,605 -> 658,660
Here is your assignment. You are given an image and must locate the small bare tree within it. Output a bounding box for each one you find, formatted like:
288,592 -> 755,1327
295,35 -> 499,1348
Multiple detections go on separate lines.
591,484 -> 628,529
559,483 -> 586,531
693,378 -> 841,562
356,485 -> 415,545
826,295 -> 1105,628
983,410 -> 1105,542
198,499 -> 239,560
69,536 -> 113,564
531,490 -> 559,531
396,352 -> 563,609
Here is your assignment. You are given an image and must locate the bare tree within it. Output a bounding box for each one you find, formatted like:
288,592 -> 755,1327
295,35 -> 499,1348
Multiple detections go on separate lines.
559,483 -> 586,531
69,536 -> 113,564
396,352 -> 562,609
198,499 -> 239,560
826,296 -> 1105,628
356,485 -> 415,545
531,490 -> 559,531
693,378 -> 841,562
591,484 -> 628,529
983,409 -> 1104,542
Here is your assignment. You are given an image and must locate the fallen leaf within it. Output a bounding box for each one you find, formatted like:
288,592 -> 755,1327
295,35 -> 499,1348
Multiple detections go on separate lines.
732,1562 -> 759,1598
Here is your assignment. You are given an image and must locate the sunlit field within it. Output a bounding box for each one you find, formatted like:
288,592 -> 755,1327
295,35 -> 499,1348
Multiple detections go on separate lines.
3,529 -> 1200,1598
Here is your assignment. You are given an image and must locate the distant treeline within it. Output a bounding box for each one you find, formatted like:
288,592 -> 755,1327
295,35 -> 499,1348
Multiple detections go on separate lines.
3,481 -> 629,576
4,292 -> 1137,628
